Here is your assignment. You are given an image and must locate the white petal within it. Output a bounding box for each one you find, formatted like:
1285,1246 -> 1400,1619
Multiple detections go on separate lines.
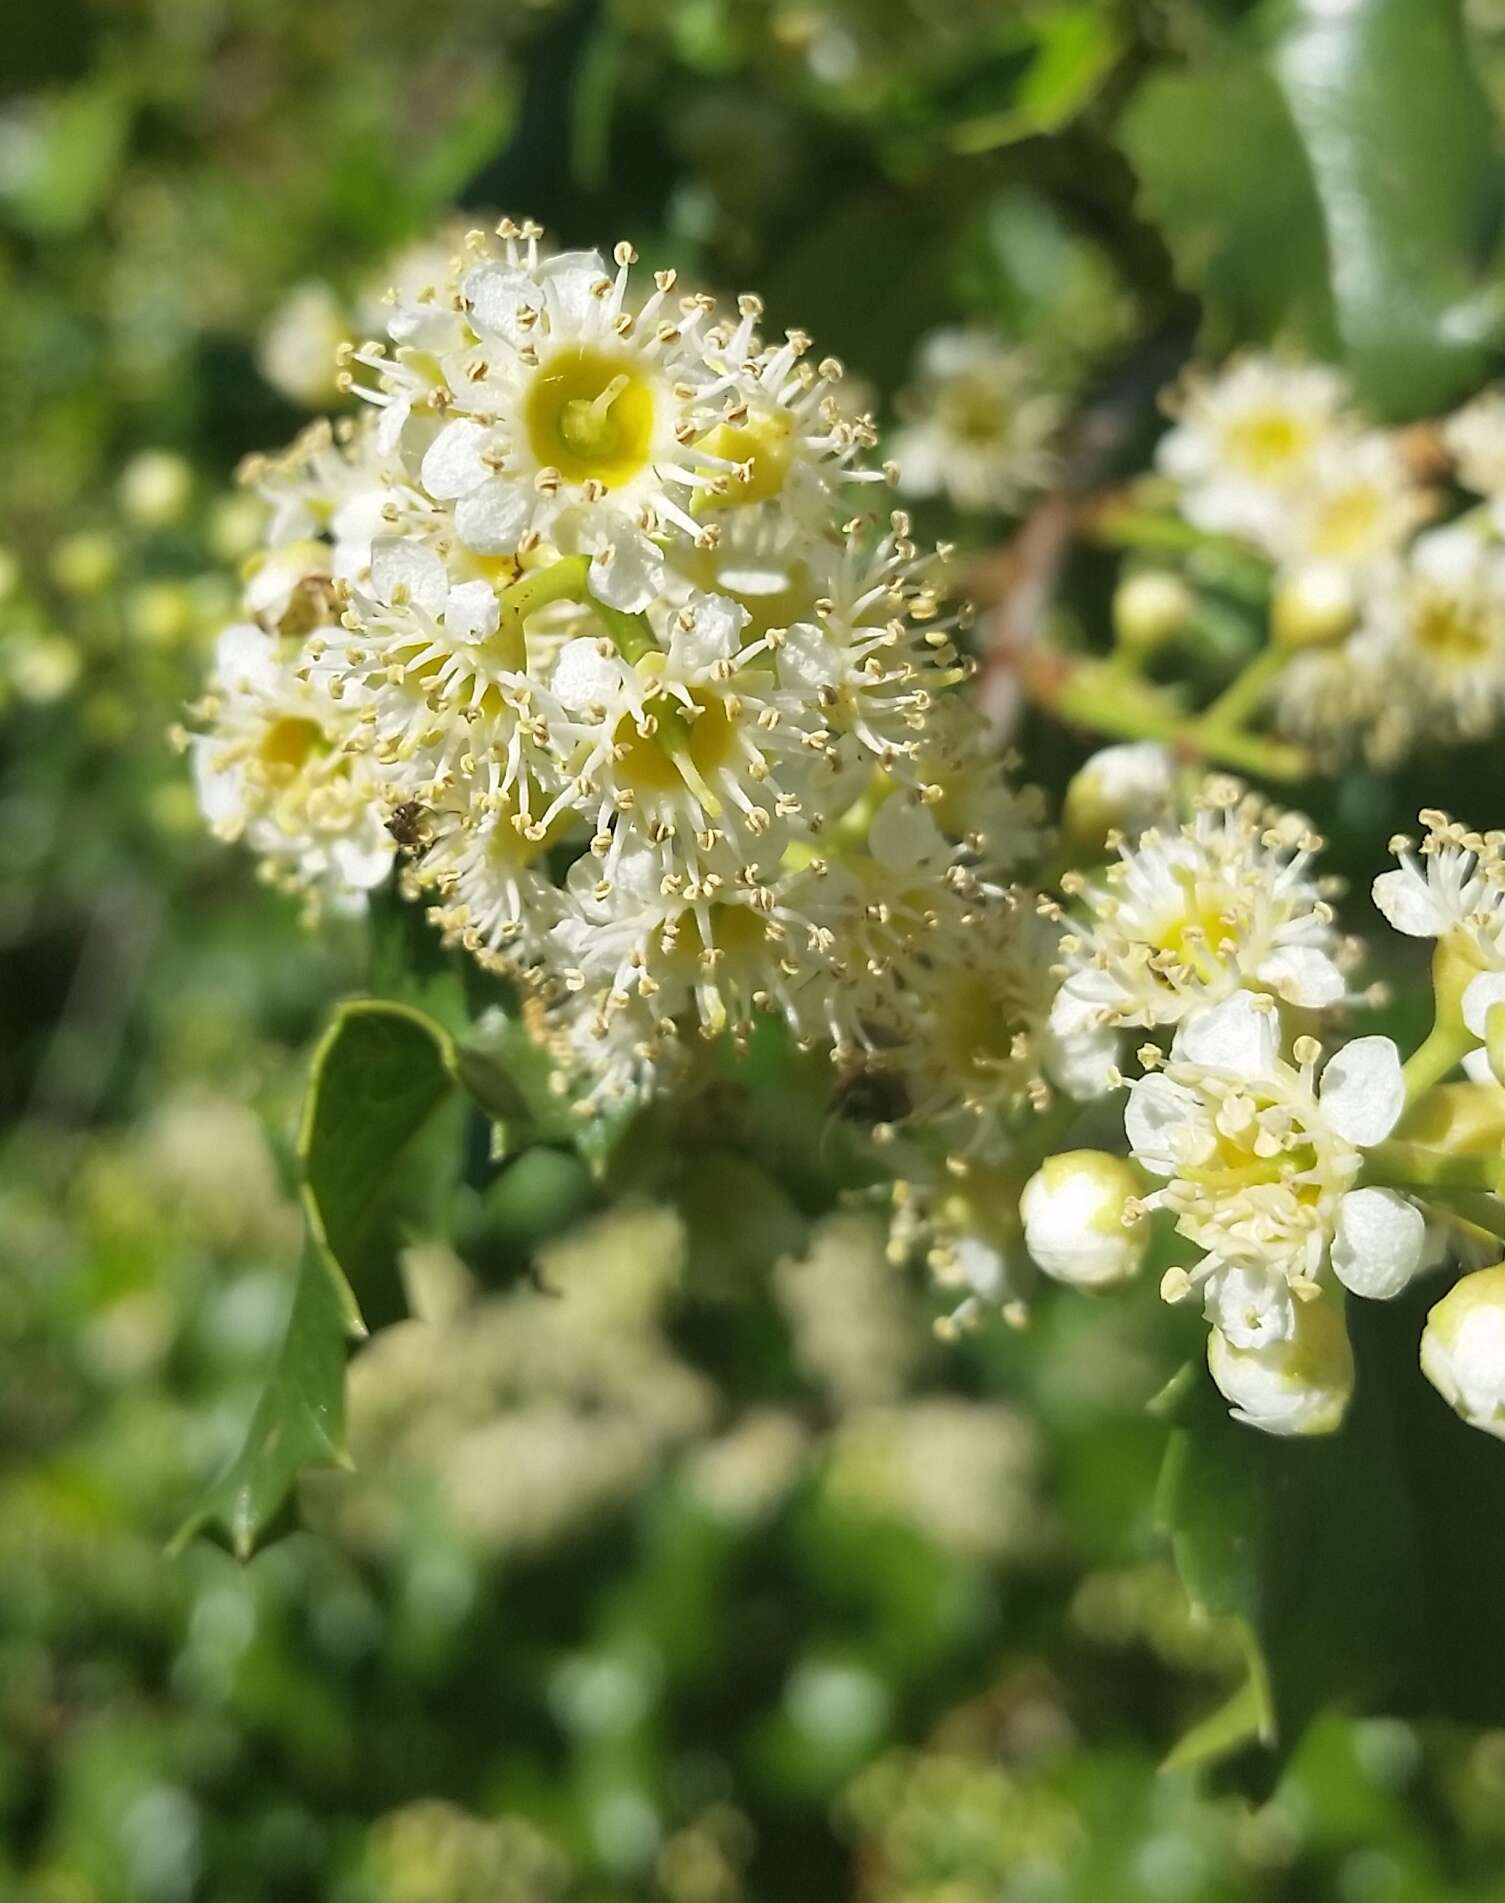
540,250 -> 608,328
868,796 -> 945,873
1319,1035 -> 1405,1146
551,636 -> 628,712
370,538 -> 448,618
589,529 -> 664,615
1372,867 -> 1448,938
420,418 -> 497,501
1202,1259 -> 1296,1348
1171,991 -> 1279,1078
213,622 -> 281,696
1463,1046 -> 1496,1083
777,621 -> 843,690
444,579 -> 500,642
1257,945 -> 1346,1009
454,478 -> 532,555
330,831 -> 396,891
1463,970 -> 1505,1038
676,592 -> 748,669
1123,1071 -> 1202,1176
462,263 -> 542,345
190,737 -> 244,828
1040,1023 -> 1120,1102
1332,1187 -> 1426,1300
1048,968 -> 1126,1037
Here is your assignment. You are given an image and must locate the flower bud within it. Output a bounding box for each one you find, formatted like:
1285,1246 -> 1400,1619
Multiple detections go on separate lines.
1113,570 -> 1193,652
1271,562 -> 1356,649
1020,1150 -> 1147,1290
118,450 -> 193,529
1061,742 -> 1177,854
1420,1263 -> 1505,1439
1208,1295 -> 1353,1435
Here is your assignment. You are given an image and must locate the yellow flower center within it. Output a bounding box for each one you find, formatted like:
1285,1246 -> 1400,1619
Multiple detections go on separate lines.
1411,589 -> 1494,665
257,715 -> 326,773
526,347 -> 657,488
694,408 -> 795,507
1224,408 -> 1312,478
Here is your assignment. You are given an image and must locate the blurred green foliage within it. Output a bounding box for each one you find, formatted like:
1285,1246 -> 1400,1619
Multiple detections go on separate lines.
10,0 -> 1505,1897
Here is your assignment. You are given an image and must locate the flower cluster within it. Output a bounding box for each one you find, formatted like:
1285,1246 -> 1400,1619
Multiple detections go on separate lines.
1152,353 -> 1505,765
1028,775 -> 1505,1441
189,220 -> 1087,1135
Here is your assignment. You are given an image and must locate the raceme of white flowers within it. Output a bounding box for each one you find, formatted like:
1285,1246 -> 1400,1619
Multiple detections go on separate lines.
188,227 -> 1505,1445
186,219 -> 1062,1128
1153,353 -> 1505,766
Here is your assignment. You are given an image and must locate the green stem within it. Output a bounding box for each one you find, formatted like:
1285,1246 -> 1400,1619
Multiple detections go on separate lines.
1401,937 -> 1483,1105
494,555 -> 661,671
1361,1140 -> 1505,1198
1195,644 -> 1289,740
1401,1018 -> 1478,1104
495,555 -> 592,668
1038,659 -> 1310,783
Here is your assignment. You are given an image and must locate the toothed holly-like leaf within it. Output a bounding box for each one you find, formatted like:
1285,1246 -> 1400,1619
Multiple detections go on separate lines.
176,999 -> 460,1557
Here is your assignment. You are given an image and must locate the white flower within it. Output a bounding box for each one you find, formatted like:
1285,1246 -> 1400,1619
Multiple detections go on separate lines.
193,217 -> 1046,1119
1263,431 -> 1431,576
1353,527 -> 1505,747
1020,1151 -> 1148,1290
1125,991 -> 1414,1346
892,328 -> 1060,514
189,622 -> 394,913
1421,1263 -> 1505,1439
1051,780 -> 1351,1037
1372,808 -> 1505,950
1158,354 -> 1352,546
1445,387 -> 1505,504
1208,1294 -> 1354,1436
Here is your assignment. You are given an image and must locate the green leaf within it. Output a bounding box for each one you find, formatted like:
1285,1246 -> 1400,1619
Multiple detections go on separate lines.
948,6 -> 1124,154
171,1242 -> 349,1562
1161,1668 -> 1273,1773
299,999 -> 460,1334
1120,0 -> 1505,415
1159,1285 -> 1505,1766
1118,60 -> 1338,353
1266,0 -> 1505,415
0,74 -> 134,235
175,999 -> 463,1559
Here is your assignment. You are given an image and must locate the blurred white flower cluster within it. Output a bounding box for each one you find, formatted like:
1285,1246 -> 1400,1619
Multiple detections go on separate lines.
1157,354 -> 1505,764
189,218 -> 1096,1129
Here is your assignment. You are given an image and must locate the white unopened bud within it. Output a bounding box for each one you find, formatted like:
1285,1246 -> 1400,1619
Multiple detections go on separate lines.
1062,742 -> 1177,853
1113,570 -> 1193,651
1271,561 -> 1356,648
118,450 -> 194,529
1208,1295 -> 1353,1436
1420,1263 -> 1505,1439
1020,1150 -> 1147,1290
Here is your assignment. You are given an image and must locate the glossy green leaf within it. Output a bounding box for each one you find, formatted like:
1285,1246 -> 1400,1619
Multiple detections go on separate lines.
299,999 -> 460,1333
176,999 -> 463,1558
1118,60 -> 1338,352
1267,0 -> 1505,414
171,1241 -> 349,1561
1122,0 -> 1505,415
1159,1288 -> 1505,1767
